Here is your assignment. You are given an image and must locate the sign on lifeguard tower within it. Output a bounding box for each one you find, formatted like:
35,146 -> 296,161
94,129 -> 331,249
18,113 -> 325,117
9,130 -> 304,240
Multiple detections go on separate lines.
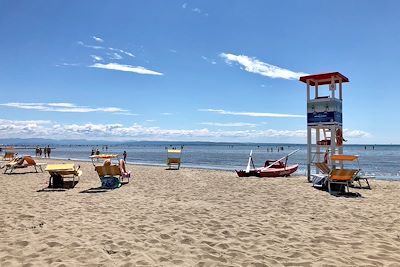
299,72 -> 349,126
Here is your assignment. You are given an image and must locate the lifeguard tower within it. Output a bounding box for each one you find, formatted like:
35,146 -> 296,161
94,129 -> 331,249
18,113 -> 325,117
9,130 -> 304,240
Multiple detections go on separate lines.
299,72 -> 349,181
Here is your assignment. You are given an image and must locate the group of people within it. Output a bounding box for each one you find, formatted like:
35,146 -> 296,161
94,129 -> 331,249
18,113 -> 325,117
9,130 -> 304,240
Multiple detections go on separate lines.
35,145 -> 51,158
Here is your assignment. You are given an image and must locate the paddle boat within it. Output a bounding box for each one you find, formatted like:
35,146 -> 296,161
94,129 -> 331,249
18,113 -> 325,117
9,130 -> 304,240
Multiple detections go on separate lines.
236,149 -> 299,178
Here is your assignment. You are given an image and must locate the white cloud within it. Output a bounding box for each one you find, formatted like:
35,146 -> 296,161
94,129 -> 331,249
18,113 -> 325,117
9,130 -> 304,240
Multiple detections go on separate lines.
108,47 -> 135,58
107,52 -> 123,60
77,41 -> 104,50
161,113 -> 172,115
343,129 -> 371,138
220,53 -> 308,80
0,118 -> 371,142
146,119 -> 156,122
200,122 -> 257,127
93,36 -> 104,43
169,49 -> 177,53
192,7 -> 201,13
90,63 -> 163,76
199,109 -> 305,118
182,3 -> 187,8
90,55 -> 103,61
56,63 -> 80,67
201,56 -> 217,65
0,102 -> 135,114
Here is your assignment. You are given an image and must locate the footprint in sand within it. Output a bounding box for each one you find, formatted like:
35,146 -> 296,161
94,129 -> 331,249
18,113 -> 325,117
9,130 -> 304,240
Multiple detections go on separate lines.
46,241 -> 62,247
15,240 -> 29,247
160,233 -> 172,240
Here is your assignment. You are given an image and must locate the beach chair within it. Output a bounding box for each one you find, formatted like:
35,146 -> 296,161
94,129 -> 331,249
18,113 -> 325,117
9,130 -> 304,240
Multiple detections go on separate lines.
166,149 -> 182,170
95,165 -> 130,189
3,156 -> 45,174
45,164 -> 82,189
2,152 -> 15,161
327,168 -> 360,194
315,157 -> 371,190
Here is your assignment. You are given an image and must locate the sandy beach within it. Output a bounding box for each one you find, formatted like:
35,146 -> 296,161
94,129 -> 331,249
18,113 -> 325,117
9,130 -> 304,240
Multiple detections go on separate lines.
0,158 -> 399,266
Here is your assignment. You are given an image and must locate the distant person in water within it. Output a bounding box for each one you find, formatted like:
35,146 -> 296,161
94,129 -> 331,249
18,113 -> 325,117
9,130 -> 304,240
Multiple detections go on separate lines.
123,151 -> 127,161
47,145 -> 51,158
91,148 -> 95,156
96,149 -> 100,155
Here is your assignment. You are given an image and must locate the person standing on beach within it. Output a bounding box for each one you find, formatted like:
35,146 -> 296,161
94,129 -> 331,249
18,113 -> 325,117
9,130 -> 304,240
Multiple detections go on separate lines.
91,148 -> 95,156
123,150 -> 127,161
47,145 -> 51,158
43,147 -> 47,158
96,148 -> 100,155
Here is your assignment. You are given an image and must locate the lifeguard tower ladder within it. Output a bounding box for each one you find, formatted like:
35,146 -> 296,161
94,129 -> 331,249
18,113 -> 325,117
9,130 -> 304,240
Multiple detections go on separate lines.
299,72 -> 349,181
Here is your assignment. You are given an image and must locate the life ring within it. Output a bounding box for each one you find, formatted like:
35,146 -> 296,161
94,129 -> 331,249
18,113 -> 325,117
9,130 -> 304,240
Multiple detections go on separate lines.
336,128 -> 343,146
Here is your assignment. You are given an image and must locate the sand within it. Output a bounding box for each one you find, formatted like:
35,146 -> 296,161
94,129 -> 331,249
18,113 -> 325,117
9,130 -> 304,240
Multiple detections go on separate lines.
0,158 -> 399,267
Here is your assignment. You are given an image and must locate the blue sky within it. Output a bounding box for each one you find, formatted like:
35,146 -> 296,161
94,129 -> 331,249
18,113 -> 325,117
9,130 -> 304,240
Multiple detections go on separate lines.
1,0 -> 399,143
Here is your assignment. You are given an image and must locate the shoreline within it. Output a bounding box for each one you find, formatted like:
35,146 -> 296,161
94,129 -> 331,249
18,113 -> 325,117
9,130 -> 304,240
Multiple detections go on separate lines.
36,156 -> 400,181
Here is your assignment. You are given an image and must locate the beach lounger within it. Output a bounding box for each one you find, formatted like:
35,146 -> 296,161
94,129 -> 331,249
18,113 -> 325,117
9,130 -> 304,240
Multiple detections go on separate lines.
45,164 -> 82,189
314,161 -> 371,189
95,165 -> 130,189
327,168 -> 360,194
2,152 -> 15,161
166,149 -> 182,170
3,156 -> 45,174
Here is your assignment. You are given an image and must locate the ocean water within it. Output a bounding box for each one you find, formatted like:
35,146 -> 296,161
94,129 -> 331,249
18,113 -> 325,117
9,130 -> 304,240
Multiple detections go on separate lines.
12,143 -> 400,180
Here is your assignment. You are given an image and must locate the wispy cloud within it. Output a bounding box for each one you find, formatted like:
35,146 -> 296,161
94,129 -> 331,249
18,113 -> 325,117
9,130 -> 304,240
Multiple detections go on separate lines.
161,113 -> 172,115
200,122 -> 257,127
146,119 -> 156,122
93,36 -> 104,43
0,102 -> 136,115
90,63 -> 163,76
56,62 -> 80,67
201,56 -> 217,65
182,3 -> 208,16
220,53 -> 307,80
91,55 -> 103,61
77,41 -> 104,50
109,47 -> 135,58
199,109 -> 305,118
169,49 -> 177,53
107,52 -> 123,60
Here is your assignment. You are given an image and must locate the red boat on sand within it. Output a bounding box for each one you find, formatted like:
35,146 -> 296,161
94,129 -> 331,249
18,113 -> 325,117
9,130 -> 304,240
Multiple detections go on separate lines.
235,150 -> 299,178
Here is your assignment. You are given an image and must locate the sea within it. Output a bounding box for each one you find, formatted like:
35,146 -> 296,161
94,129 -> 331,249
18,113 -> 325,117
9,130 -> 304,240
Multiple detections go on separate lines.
9,143 -> 400,180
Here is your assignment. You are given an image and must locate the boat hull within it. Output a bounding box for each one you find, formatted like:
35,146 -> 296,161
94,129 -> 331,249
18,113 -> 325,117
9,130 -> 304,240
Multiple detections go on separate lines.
236,164 -> 299,178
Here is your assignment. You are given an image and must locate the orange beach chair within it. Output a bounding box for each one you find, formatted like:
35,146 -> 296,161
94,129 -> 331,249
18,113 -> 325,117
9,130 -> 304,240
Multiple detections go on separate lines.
3,156 -> 46,174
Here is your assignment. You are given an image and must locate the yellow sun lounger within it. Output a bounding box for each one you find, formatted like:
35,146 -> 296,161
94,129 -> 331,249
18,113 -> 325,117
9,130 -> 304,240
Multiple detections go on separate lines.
45,163 -> 82,189
166,149 -> 182,170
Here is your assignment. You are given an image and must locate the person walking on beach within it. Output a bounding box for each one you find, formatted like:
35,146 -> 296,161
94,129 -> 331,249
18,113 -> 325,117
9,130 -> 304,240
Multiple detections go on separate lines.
123,150 -> 127,161
47,145 -> 51,158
